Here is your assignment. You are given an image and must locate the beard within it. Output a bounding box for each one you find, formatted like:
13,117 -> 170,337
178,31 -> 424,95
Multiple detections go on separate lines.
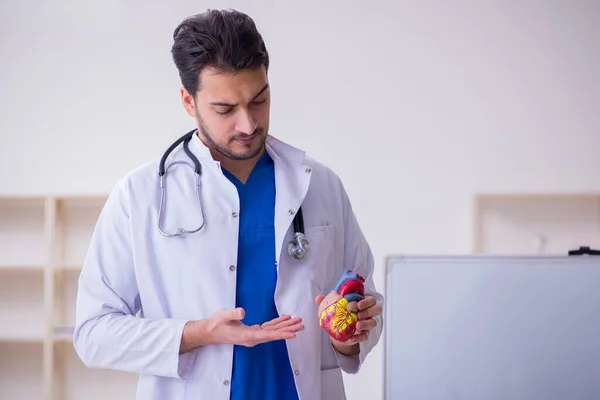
195,108 -> 267,161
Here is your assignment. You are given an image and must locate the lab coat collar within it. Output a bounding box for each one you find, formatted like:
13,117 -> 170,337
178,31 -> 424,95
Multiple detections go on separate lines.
264,135 -> 311,264
187,130 -> 219,169
188,130 -> 311,263
265,135 -> 307,169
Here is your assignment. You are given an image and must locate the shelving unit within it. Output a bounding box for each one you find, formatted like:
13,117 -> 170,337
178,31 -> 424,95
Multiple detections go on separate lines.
473,193 -> 600,254
0,195 -> 138,400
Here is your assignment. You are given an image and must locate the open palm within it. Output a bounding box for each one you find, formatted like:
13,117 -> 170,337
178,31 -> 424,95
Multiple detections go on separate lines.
212,308 -> 304,347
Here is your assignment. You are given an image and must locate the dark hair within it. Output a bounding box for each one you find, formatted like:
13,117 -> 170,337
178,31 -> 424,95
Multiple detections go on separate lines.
171,9 -> 269,96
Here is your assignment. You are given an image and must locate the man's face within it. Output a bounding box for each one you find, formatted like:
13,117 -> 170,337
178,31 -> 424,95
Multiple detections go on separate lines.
182,66 -> 270,161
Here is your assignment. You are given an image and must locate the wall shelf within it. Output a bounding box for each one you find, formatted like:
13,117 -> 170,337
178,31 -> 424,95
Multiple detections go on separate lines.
473,193 -> 600,254
0,195 -> 138,399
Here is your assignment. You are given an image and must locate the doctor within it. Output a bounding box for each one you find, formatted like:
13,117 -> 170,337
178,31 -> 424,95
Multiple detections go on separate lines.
73,8 -> 383,400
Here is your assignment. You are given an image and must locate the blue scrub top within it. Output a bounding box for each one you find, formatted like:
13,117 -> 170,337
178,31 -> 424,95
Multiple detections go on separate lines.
222,151 -> 299,400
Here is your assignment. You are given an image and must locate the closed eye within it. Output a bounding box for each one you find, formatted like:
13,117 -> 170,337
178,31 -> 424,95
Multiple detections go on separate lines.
215,107 -> 233,115
216,100 -> 266,115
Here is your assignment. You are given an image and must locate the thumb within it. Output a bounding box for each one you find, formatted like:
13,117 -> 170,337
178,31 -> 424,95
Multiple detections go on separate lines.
224,307 -> 245,321
315,295 -> 326,306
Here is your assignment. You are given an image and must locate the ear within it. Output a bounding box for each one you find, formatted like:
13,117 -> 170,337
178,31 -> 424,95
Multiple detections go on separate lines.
181,87 -> 197,118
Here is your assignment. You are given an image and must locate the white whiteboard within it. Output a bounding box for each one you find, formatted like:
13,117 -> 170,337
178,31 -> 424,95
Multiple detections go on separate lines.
384,255 -> 600,400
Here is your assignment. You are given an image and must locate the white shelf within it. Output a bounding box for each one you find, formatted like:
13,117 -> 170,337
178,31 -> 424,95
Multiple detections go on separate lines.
0,265 -> 45,271
473,193 -> 600,254
0,335 -> 45,343
54,332 -> 75,343
0,342 -> 44,399
0,194 -> 127,400
53,265 -> 83,271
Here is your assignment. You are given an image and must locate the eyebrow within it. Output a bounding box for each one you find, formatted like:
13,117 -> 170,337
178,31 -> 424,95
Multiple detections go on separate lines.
209,84 -> 269,107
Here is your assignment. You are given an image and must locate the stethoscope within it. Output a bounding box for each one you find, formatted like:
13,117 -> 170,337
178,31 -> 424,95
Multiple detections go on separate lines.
157,128 -> 311,261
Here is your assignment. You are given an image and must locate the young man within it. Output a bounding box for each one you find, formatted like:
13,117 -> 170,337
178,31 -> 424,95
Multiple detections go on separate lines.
74,9 -> 383,400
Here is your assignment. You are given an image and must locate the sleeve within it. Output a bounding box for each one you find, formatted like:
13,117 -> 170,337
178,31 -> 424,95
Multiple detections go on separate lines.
331,179 -> 384,374
72,178 -> 198,379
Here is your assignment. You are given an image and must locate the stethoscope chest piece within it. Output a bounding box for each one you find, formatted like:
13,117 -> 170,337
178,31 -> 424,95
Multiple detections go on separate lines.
287,204 -> 310,261
288,231 -> 311,261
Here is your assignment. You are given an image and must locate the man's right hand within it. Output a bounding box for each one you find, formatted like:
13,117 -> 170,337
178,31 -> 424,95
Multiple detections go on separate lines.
180,308 -> 304,353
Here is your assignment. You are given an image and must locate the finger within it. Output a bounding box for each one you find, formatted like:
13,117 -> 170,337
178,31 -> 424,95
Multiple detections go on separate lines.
263,317 -> 303,331
246,329 -> 298,346
357,296 -> 376,311
220,307 -> 245,321
315,295 -> 326,306
356,319 -> 377,332
351,332 -> 369,343
345,331 -> 369,345
278,323 -> 305,333
346,301 -> 359,313
261,314 -> 291,328
358,304 -> 383,320
333,333 -> 367,347
260,330 -> 298,341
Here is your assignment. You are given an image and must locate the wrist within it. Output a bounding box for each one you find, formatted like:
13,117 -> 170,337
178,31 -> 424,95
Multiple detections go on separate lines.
331,340 -> 360,356
180,319 -> 213,353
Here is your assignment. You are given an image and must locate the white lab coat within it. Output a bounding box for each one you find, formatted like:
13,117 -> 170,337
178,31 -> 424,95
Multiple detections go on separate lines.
73,133 -> 384,400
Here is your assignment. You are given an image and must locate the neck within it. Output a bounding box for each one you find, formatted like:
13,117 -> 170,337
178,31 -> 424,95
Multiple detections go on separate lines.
217,146 -> 265,184
195,131 -> 266,183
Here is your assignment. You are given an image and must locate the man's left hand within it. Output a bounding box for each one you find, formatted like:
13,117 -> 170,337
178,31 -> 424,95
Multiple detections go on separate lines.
315,295 -> 382,356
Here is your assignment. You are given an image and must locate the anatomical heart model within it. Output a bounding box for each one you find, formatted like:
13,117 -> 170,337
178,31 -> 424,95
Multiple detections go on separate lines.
318,269 -> 365,342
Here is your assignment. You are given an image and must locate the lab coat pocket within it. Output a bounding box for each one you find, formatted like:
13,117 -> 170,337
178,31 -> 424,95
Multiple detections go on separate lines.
136,375 -> 188,399
320,367 -> 346,400
303,225 -> 335,292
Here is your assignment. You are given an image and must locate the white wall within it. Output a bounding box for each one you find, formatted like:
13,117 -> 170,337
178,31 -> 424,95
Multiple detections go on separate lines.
1,0 -> 599,398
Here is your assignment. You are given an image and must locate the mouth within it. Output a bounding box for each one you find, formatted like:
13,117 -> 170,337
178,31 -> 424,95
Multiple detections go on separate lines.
234,135 -> 258,145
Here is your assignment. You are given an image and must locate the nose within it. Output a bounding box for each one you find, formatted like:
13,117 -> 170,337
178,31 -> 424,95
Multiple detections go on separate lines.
234,110 -> 258,135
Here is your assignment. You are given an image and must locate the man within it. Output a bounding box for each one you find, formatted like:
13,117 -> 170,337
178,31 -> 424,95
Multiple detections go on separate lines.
74,8 -> 383,400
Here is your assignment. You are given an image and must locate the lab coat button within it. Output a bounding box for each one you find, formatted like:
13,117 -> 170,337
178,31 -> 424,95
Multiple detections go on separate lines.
232,211 -> 238,218
229,265 -> 236,271
294,369 -> 300,376
288,209 -> 295,215
305,167 -> 312,173
223,380 -> 230,386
